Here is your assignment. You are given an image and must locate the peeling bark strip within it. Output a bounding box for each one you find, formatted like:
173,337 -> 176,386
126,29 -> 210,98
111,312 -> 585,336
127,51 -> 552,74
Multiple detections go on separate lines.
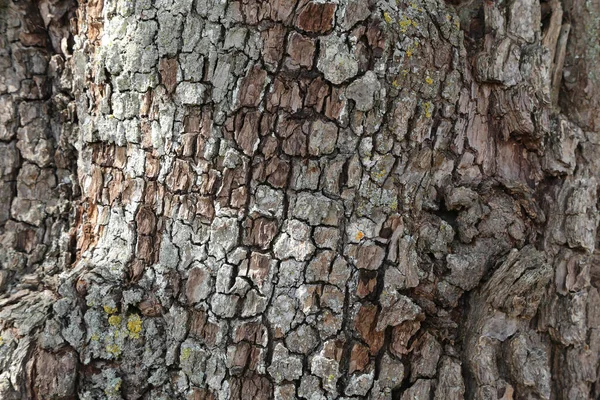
1,0 -> 600,398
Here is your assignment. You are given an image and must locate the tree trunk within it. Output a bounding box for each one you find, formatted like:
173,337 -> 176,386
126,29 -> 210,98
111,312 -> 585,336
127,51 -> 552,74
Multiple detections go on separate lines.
1,0 -> 599,398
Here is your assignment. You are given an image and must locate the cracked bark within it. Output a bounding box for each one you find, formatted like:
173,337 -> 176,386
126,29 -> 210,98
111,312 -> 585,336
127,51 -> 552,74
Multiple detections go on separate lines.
1,0 -> 599,399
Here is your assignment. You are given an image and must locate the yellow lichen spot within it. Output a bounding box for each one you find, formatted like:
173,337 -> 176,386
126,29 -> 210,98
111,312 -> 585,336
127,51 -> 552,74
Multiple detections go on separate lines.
181,347 -> 192,360
103,305 -> 118,314
104,378 -> 122,396
425,76 -> 433,85
423,101 -> 433,118
446,14 -> 452,21
398,17 -> 412,33
392,79 -> 399,87
91,334 -> 100,342
0,336 -> 4,346
373,169 -> 386,180
108,315 -> 122,326
406,47 -> 413,58
455,20 -> 460,30
383,12 -> 393,24
355,231 -> 365,241
127,314 -> 142,339
106,344 -> 121,356
328,374 -> 335,381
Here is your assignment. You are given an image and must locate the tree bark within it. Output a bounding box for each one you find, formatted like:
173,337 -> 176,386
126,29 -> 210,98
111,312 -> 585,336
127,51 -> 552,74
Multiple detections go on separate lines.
1,0 -> 599,398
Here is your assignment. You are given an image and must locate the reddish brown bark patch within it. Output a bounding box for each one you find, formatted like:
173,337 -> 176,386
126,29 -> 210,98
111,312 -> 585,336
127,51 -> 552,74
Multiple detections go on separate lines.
230,372 -> 272,400
33,349 -> 78,399
238,67 -> 267,108
264,157 -> 289,188
196,196 -> 215,222
229,342 -> 252,374
165,159 -> 193,192
159,58 -> 179,94
325,86 -> 346,120
234,320 -> 268,344
296,1 -> 336,33
280,120 -> 307,157
236,110 -> 261,156
357,271 -> 377,298
189,309 -> 219,346
261,24 -> 286,69
349,343 -> 370,373
247,252 -> 272,288
355,243 -> 386,270
245,217 -> 278,249
187,388 -> 216,400
186,266 -> 212,304
390,320 -> 421,357
19,33 -> 48,47
138,295 -> 163,316
305,77 -> 330,112
354,303 -> 384,354
286,32 -> 315,69
136,236 -> 155,262
136,206 -> 156,235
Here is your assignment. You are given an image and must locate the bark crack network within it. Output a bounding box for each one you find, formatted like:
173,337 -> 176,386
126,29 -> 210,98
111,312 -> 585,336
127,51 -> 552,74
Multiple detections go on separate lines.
0,0 -> 599,398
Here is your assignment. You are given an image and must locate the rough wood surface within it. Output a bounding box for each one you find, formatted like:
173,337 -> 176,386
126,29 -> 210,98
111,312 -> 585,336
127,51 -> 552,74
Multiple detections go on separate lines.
1,0 -> 599,398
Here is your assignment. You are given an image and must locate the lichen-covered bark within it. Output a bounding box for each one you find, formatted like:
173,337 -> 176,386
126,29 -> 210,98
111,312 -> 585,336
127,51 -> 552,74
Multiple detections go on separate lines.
1,0 -> 599,398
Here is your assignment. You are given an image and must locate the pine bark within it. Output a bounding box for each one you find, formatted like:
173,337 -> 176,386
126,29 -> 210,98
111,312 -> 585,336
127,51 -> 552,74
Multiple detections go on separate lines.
1,0 -> 599,399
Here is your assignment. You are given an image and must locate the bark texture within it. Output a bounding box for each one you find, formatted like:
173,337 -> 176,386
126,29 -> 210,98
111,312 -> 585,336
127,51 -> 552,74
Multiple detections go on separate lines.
0,0 -> 599,398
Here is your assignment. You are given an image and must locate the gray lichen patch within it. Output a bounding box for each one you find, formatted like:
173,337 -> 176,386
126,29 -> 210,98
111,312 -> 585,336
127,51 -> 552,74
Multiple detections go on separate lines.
317,34 -> 359,85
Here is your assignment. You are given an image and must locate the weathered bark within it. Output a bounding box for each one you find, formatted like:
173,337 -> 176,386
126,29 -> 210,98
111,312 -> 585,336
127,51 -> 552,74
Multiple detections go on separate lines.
1,0 -> 599,398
